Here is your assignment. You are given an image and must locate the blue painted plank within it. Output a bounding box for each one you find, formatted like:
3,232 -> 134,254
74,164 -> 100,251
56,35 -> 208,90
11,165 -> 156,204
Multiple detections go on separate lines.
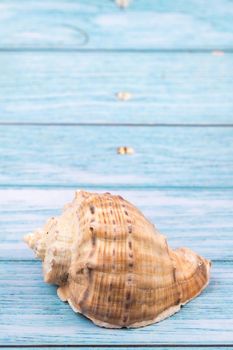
0,260 -> 231,345
0,52 -> 232,123
0,126 -> 232,188
0,188 -> 233,261
0,0 -> 233,49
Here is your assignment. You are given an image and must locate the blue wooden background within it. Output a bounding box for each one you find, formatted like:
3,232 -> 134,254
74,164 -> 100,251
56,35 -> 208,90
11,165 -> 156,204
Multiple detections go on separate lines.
0,0 -> 233,348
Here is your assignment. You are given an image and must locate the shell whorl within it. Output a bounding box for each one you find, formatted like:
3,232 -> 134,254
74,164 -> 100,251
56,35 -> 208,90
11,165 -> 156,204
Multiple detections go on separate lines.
24,190 -> 211,328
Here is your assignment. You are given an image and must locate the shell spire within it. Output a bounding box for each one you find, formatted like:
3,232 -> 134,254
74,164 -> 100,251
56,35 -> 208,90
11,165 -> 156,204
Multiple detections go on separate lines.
24,190 -> 211,328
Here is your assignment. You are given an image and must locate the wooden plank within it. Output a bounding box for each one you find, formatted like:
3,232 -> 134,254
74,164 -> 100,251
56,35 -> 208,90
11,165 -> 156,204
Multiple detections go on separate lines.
0,52 -> 232,124
1,188 -> 233,261
0,260 -> 231,345
0,126 -> 233,188
0,0 -> 233,50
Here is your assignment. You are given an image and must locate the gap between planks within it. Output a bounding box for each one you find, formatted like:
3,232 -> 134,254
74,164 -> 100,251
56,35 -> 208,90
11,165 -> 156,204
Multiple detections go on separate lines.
0,48 -> 232,53
0,123 -> 233,127
1,185 -> 233,190
0,345 -> 233,348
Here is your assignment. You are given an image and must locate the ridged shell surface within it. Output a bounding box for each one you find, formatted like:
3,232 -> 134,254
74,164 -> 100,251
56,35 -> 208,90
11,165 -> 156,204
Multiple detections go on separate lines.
24,190 -> 211,328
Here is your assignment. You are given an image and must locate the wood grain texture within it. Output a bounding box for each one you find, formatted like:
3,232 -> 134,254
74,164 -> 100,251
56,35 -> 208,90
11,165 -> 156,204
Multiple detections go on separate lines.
0,126 -> 232,188
0,0 -> 232,346
0,260 -> 231,345
0,0 -> 233,50
1,188 -> 233,261
0,52 -> 232,124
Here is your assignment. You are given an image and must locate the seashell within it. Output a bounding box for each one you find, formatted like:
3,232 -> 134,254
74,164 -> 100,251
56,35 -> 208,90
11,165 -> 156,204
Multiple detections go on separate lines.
116,91 -> 132,101
117,146 -> 134,155
115,0 -> 131,9
24,190 -> 211,328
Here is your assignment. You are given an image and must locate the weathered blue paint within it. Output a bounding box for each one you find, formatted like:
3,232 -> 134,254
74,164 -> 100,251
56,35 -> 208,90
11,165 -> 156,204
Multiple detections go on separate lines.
0,52 -> 232,123
0,0 -> 233,347
0,0 -> 233,50
0,126 -> 232,187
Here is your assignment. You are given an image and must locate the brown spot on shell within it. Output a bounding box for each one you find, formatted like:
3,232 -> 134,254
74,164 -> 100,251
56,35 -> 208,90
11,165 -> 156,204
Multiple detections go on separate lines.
173,267 -> 176,282
90,227 -> 96,246
125,302 -> 130,310
126,291 -> 131,300
60,272 -> 68,284
90,205 -> 95,214
118,195 -> 124,200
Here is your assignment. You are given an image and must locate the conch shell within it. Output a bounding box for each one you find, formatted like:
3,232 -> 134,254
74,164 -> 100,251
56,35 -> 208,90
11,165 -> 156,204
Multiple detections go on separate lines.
24,190 -> 211,328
